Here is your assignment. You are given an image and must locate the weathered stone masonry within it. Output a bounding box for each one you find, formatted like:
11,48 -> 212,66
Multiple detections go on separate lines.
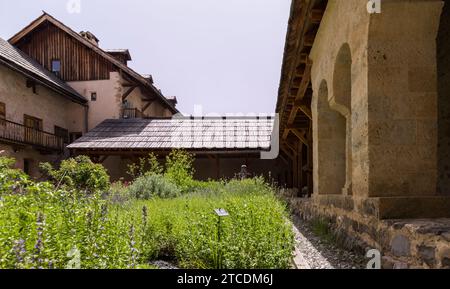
278,0 -> 450,268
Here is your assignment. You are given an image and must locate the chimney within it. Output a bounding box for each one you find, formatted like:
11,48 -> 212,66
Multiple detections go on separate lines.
167,96 -> 178,108
80,31 -> 99,46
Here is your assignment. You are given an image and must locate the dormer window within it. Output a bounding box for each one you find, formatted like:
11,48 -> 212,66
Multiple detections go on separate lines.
51,59 -> 61,76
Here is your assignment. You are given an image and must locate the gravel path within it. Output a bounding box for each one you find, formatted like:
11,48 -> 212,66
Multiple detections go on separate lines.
292,216 -> 367,269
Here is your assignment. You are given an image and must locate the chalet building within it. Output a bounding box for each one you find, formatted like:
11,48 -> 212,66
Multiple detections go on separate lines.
279,0 -> 450,268
0,37 -> 87,176
1,12 -> 287,182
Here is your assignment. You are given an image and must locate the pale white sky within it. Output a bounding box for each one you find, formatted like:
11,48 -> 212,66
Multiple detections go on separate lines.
0,0 -> 291,115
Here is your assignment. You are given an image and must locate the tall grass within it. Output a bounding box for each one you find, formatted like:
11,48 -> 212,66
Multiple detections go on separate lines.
0,155 -> 294,269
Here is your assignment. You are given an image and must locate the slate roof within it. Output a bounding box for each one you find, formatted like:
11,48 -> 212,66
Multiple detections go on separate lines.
0,37 -> 86,104
68,117 -> 274,151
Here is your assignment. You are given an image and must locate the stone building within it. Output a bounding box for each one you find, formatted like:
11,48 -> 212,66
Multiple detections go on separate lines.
1,12 -> 286,181
278,0 -> 450,268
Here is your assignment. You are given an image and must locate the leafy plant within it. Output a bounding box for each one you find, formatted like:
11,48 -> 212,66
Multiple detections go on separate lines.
164,150 -> 195,194
40,156 -> 110,193
128,174 -> 180,200
0,156 -> 30,196
127,153 -> 163,180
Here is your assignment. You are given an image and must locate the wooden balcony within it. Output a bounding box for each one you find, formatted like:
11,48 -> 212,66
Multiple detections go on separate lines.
0,118 -> 64,152
121,108 -> 144,119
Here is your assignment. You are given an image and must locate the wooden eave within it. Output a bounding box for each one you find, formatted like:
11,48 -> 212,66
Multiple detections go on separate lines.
276,0 -> 327,142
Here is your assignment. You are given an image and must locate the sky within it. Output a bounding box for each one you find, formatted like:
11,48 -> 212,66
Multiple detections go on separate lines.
0,0 -> 291,115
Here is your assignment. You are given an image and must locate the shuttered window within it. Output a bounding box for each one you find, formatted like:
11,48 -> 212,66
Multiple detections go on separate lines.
55,126 -> 69,144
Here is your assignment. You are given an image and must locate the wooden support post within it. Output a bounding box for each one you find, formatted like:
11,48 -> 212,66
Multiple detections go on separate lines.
216,155 -> 220,180
291,129 -> 308,146
298,143 -> 303,193
307,126 -> 313,197
292,142 -> 298,189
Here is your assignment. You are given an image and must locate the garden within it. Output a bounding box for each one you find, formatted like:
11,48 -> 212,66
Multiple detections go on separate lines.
0,150 -> 294,269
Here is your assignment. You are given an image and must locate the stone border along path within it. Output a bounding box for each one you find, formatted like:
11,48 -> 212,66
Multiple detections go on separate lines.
291,216 -> 367,269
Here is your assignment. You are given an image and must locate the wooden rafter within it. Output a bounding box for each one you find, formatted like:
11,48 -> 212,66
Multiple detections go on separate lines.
280,146 -> 294,161
287,60 -> 312,125
122,86 -> 138,102
142,99 -> 155,112
291,129 -> 308,146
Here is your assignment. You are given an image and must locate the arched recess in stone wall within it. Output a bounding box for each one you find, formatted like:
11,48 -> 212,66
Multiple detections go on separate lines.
331,43 -> 352,195
314,80 -> 346,195
438,1 -> 450,195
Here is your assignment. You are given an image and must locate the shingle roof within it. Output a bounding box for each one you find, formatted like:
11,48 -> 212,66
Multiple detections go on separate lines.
0,37 -> 86,104
68,117 -> 274,151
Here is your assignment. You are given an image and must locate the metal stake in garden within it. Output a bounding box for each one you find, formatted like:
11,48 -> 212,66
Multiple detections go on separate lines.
214,208 -> 229,269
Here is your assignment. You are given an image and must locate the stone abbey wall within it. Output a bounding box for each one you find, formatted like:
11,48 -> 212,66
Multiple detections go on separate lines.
294,0 -> 450,268
309,0 -> 450,218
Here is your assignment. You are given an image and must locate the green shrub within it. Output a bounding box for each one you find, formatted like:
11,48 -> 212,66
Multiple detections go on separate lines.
0,157 -> 30,196
128,174 -> 180,200
127,153 -> 163,180
107,182 -> 133,204
40,156 -> 110,193
164,150 -> 195,194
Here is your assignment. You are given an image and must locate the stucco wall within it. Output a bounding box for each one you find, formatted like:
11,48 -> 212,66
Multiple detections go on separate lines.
0,63 -> 85,177
0,64 -> 84,133
68,72 -> 122,130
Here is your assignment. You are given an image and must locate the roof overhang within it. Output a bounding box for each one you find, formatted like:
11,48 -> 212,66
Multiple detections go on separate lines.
276,0 -> 328,144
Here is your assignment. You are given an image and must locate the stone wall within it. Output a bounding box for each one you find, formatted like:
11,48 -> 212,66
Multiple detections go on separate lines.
281,192 -> 450,269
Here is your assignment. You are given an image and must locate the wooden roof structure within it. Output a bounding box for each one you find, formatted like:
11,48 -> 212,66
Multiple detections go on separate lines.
8,12 -> 178,114
68,117 -> 274,155
0,37 -> 87,104
276,0 -> 327,151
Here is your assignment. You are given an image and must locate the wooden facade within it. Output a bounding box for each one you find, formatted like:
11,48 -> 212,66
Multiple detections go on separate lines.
14,22 -> 114,81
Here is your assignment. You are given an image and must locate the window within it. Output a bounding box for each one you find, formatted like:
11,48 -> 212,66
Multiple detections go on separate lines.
91,92 -> 97,101
51,59 -> 61,76
70,132 -> 82,143
55,126 -> 69,144
24,115 -> 43,144
24,115 -> 43,130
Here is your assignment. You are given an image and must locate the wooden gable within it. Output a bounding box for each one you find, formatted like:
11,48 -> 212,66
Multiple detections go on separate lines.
14,21 -> 114,81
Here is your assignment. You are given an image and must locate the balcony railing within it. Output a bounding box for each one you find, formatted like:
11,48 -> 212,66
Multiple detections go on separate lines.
121,108 -> 143,119
0,118 -> 64,152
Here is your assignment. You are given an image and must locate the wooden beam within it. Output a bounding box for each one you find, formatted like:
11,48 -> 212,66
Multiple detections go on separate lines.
122,86 -> 138,102
291,129 -> 308,146
142,100 -> 154,112
280,145 -> 294,161
310,9 -> 324,24
303,32 -> 316,47
298,105 -> 312,120
282,128 -> 291,140
279,154 -> 289,165
287,61 -> 312,125
284,141 -> 298,156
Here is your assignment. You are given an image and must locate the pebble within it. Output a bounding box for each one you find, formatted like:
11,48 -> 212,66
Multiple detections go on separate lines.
292,216 -> 367,269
